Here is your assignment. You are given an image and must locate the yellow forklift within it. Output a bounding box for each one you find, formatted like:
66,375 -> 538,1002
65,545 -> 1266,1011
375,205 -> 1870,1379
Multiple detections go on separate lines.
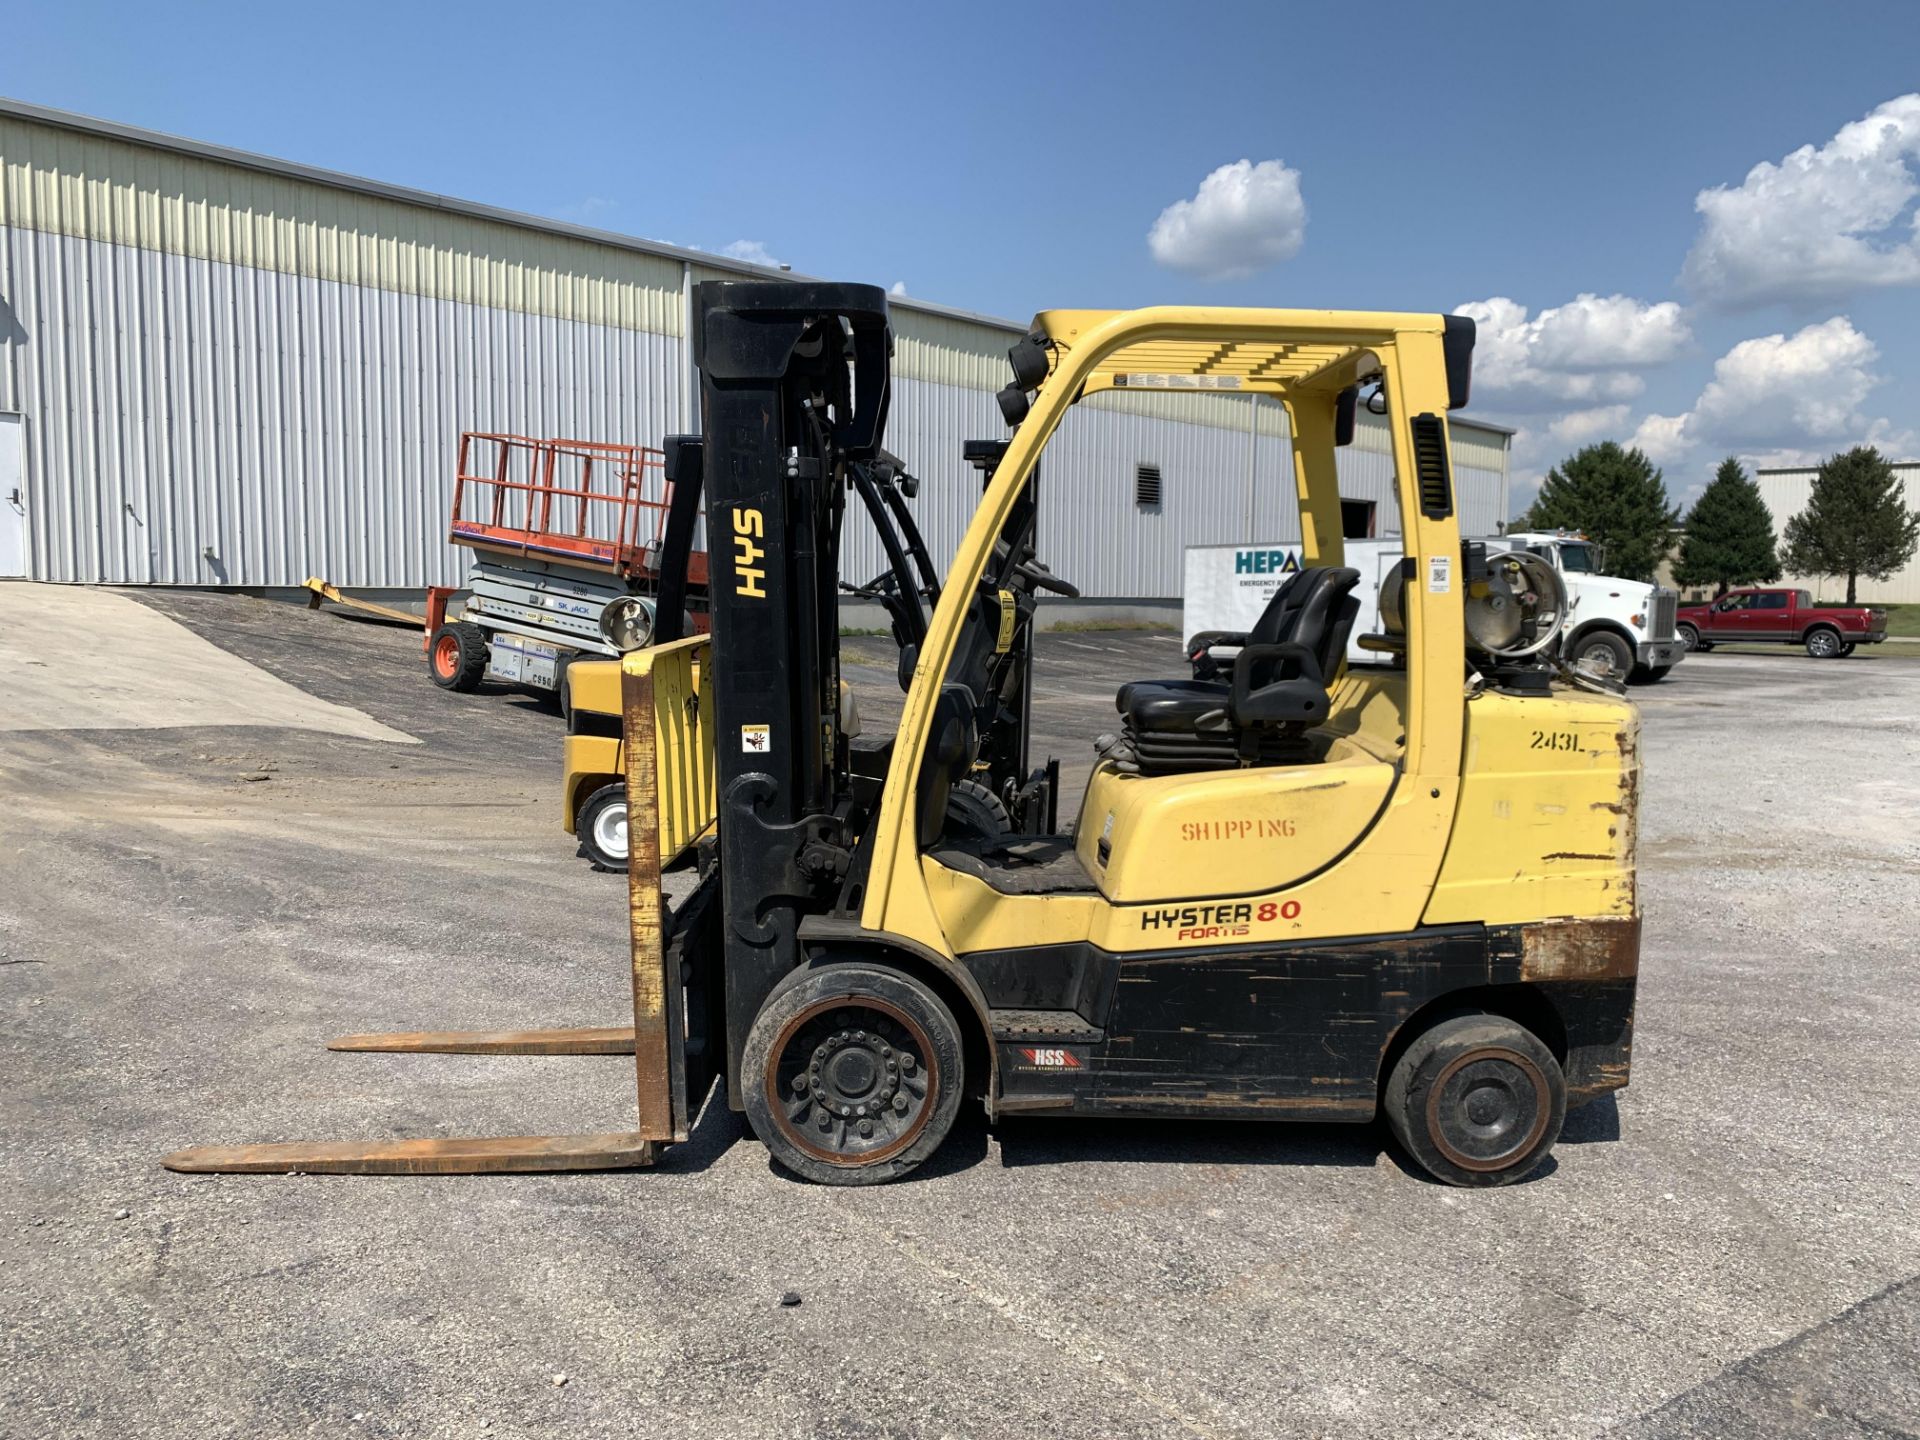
169,285 -> 1639,1188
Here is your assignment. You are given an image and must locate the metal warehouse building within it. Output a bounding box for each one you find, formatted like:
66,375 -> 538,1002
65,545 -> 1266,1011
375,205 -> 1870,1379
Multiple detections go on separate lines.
0,99 -> 1510,599
1756,463 -> 1920,605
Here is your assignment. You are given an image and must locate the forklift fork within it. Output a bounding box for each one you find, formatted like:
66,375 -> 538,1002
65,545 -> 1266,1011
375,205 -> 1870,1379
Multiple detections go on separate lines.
163,642 -> 716,1177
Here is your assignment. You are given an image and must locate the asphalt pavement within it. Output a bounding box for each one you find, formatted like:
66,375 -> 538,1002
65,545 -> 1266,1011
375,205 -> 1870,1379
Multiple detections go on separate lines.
3,589 -> 1917,1439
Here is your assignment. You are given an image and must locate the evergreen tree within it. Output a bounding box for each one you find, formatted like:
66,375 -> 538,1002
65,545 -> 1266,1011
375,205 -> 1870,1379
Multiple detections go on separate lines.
1781,446 -> 1920,604
1520,442 -> 1680,581
1673,457 -> 1779,595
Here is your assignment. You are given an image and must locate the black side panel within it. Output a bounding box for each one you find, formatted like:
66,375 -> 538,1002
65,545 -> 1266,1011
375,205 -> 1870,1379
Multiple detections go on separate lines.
960,943 -> 1117,1024
1442,313 -> 1475,411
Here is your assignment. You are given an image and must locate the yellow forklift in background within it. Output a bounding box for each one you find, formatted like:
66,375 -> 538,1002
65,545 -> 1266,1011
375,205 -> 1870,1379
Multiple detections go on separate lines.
169,285 -> 1639,1189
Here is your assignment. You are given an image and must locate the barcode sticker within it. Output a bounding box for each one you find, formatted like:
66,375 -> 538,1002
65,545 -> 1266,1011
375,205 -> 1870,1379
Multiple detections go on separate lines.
1428,555 -> 1452,593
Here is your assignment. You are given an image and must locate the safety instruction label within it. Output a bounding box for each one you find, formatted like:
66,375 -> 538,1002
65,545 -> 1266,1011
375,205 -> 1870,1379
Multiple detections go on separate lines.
1428,555 -> 1452,593
741,723 -> 771,754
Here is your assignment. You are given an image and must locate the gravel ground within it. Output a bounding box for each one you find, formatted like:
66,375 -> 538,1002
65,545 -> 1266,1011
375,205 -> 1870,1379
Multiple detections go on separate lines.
3,592 -> 1918,1439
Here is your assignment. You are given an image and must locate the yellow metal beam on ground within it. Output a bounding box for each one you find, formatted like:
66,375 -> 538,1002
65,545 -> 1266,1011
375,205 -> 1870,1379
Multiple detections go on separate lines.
303,577 -> 425,628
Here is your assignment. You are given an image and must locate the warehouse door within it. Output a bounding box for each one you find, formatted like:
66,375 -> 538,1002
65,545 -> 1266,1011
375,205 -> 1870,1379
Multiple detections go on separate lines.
0,414 -> 25,578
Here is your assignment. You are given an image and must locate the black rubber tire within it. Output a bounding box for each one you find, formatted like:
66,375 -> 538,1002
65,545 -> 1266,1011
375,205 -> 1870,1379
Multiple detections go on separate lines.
1805,626 -> 1844,659
1676,623 -> 1701,653
1385,1011 -> 1566,1188
945,778 -> 1011,842
428,622 -> 489,692
1633,664 -> 1674,684
742,961 -> 965,1186
1839,642 -> 1857,657
555,651 -> 580,723
576,782 -> 628,872
1569,629 -> 1634,680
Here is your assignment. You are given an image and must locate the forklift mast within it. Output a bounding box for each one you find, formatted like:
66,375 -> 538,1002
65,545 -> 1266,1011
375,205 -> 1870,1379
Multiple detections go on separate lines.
680,281 -> 895,1080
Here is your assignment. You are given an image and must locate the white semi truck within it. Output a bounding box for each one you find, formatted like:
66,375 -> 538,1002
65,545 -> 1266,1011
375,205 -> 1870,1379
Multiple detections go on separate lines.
1182,530 -> 1682,683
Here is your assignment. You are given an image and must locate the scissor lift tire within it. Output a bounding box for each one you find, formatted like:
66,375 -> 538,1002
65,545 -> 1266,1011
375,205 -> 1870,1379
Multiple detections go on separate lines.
429,622 -> 489,692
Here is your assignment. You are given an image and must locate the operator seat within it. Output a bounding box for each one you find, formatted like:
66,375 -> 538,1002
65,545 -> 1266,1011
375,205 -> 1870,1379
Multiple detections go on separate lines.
1111,567 -> 1361,774
1115,568 -> 1308,714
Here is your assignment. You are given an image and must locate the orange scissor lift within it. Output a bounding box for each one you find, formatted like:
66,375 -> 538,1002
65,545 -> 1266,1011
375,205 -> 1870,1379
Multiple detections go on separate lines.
424,433 -> 709,701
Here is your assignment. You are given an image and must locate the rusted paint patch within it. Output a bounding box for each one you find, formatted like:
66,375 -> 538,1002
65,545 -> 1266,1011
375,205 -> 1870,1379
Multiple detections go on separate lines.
623,661 -> 678,1144
1518,915 -> 1640,983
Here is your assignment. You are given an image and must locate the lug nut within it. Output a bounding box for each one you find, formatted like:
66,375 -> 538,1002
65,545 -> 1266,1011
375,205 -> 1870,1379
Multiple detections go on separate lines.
857,1120 -> 874,1138
892,1093 -> 908,1113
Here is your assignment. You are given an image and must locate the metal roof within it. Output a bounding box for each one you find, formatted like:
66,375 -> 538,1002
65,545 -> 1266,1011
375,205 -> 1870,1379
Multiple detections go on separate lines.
0,94 -> 1514,441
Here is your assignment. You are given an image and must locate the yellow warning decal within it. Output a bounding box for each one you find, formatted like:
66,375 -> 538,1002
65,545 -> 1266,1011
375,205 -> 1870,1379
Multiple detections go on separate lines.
995,589 -> 1017,654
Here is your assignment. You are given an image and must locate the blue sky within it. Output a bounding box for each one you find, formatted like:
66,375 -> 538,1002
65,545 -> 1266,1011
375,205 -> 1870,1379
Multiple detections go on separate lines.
7,1 -> 1920,510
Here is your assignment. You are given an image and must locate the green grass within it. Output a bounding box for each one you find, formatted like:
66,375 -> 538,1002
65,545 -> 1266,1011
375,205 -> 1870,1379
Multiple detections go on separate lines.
1869,603 -> 1920,638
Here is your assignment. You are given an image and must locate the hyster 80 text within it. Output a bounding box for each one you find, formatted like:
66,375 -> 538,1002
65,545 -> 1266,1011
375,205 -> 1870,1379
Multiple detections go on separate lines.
1139,899 -> 1302,942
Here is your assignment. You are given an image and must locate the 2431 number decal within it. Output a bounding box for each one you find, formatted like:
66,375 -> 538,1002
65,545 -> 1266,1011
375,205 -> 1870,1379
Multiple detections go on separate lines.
1529,729 -> 1582,752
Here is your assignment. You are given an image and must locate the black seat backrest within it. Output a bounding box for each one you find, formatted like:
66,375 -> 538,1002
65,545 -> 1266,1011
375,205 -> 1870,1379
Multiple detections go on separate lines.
1242,567 -> 1351,689
1283,568 -> 1361,676
1248,570 -> 1309,648
1298,569 -> 1361,680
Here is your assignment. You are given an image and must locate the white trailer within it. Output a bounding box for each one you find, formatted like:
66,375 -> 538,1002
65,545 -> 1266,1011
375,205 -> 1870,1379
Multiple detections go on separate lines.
1182,531 -> 1684,682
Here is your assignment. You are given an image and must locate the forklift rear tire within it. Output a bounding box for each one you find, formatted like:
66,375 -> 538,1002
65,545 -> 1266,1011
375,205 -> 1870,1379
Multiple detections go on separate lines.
1385,1012 -> 1566,1188
742,962 -> 965,1186
577,783 -> 629,872
429,622 -> 489,692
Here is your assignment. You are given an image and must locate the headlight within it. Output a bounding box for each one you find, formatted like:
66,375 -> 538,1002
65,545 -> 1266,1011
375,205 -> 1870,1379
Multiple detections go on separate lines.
599,595 -> 656,653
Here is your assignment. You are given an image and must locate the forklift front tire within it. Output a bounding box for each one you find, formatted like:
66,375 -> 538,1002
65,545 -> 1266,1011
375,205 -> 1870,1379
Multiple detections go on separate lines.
743,962 -> 965,1186
577,783 -> 629,872
429,622 -> 489,692
1385,1012 -> 1566,1188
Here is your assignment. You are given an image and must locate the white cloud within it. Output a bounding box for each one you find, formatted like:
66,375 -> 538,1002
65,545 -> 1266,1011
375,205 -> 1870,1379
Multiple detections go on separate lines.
1453,294 -> 1690,410
889,281 -> 908,297
1148,159 -> 1307,280
1547,405 -> 1633,447
1628,413 -> 1692,466
721,239 -> 781,268
1619,317 -> 1890,468
1682,93 -> 1920,309
1690,316 -> 1881,447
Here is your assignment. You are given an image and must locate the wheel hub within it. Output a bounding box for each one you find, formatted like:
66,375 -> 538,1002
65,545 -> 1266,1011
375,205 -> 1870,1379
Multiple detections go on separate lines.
1427,1047 -> 1551,1172
591,803 -> 628,860
770,1000 -> 933,1165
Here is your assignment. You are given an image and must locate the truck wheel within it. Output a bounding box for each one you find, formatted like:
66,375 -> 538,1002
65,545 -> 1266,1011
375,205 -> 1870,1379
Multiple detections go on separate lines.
742,961 -> 965,1186
576,782 -> 629,871
1569,630 -> 1633,679
1677,623 -> 1710,653
1839,642 -> 1857,657
1385,1012 -> 1565,1188
1636,664 -> 1674,683
429,622 -> 489,691
1804,626 -> 1843,659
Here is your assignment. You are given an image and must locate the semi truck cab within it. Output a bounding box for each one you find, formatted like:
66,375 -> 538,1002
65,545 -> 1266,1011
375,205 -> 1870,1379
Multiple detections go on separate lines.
1494,531 -> 1683,683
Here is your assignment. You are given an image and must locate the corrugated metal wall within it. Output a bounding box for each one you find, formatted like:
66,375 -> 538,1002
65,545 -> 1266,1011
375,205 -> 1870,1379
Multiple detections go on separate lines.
1,221 -> 685,586
0,104 -> 1508,597
1756,466 -> 1920,604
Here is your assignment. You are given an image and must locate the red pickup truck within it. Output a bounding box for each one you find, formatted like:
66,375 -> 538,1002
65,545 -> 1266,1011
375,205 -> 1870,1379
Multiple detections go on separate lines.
1676,588 -> 1888,658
